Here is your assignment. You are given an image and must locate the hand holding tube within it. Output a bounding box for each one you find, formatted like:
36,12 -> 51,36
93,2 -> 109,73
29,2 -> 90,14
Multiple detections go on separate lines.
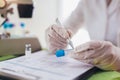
69,40 -> 120,71
46,24 -> 73,54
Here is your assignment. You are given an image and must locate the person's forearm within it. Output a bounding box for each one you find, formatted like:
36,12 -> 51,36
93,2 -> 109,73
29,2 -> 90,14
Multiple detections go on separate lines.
63,1 -> 84,35
63,14 -> 84,35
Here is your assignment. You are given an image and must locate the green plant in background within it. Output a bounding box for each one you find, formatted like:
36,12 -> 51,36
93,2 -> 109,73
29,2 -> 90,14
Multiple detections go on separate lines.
0,55 -> 16,61
88,71 -> 120,80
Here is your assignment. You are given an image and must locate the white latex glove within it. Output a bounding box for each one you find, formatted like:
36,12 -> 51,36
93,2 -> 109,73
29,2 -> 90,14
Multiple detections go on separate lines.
69,40 -> 120,71
46,24 -> 72,54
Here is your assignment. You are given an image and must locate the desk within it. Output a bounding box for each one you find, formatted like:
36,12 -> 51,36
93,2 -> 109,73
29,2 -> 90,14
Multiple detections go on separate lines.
0,50 -> 93,80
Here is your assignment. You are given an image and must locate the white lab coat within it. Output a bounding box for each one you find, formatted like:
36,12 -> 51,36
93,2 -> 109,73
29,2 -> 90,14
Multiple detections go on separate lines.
64,0 -> 120,46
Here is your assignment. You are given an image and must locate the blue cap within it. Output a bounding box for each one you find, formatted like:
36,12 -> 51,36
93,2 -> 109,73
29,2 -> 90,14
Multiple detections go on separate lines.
20,22 -> 25,28
55,49 -> 65,57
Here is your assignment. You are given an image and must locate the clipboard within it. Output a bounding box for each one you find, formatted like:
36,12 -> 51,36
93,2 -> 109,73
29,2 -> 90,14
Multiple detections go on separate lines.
74,67 -> 103,80
0,67 -> 102,80
0,51 -> 94,80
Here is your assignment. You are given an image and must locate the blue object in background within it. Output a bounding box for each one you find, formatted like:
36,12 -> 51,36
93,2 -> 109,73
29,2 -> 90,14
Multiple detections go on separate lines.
3,22 -> 14,29
20,22 -> 25,28
55,49 -> 65,57
3,22 -> 9,29
9,23 -> 14,28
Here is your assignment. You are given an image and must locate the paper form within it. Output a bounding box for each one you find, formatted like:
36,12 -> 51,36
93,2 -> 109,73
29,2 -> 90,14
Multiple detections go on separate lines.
0,51 -> 93,80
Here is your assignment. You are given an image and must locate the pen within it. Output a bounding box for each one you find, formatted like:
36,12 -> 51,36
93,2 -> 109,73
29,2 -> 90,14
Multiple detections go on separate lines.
56,18 -> 74,49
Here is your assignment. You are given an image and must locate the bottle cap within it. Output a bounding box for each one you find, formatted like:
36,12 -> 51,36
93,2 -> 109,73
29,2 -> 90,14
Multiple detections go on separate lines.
55,49 -> 65,57
25,44 -> 31,47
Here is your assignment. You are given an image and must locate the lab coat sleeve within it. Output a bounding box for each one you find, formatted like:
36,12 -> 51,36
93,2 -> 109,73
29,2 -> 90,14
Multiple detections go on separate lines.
63,1 -> 84,34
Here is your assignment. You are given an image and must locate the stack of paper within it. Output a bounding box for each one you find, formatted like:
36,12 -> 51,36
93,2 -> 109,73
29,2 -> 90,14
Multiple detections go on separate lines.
0,51 -> 93,80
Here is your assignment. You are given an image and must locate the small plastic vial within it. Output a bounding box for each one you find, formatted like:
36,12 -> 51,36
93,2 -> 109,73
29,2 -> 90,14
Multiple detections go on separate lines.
55,49 -> 73,57
25,44 -> 32,57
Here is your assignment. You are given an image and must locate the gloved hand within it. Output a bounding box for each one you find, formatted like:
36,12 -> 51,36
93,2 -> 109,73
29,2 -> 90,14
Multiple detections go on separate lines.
69,40 -> 120,71
46,24 -> 72,54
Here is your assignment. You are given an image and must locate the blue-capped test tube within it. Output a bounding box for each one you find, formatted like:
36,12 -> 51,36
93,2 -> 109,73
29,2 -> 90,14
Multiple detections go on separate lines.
55,18 -> 74,57
55,49 -> 73,57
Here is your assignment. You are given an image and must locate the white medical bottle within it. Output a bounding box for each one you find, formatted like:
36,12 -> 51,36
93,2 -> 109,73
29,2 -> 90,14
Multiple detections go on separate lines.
25,44 -> 32,57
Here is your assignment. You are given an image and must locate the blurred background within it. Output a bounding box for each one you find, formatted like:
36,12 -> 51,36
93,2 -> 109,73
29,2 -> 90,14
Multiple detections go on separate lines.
0,0 -> 90,49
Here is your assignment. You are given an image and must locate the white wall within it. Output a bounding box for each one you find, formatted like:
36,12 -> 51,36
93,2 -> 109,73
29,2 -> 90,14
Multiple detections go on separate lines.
8,0 -> 59,48
30,0 -> 59,48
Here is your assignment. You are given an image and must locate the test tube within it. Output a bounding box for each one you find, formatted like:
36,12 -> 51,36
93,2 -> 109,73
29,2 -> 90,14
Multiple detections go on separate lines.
55,49 -> 73,57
